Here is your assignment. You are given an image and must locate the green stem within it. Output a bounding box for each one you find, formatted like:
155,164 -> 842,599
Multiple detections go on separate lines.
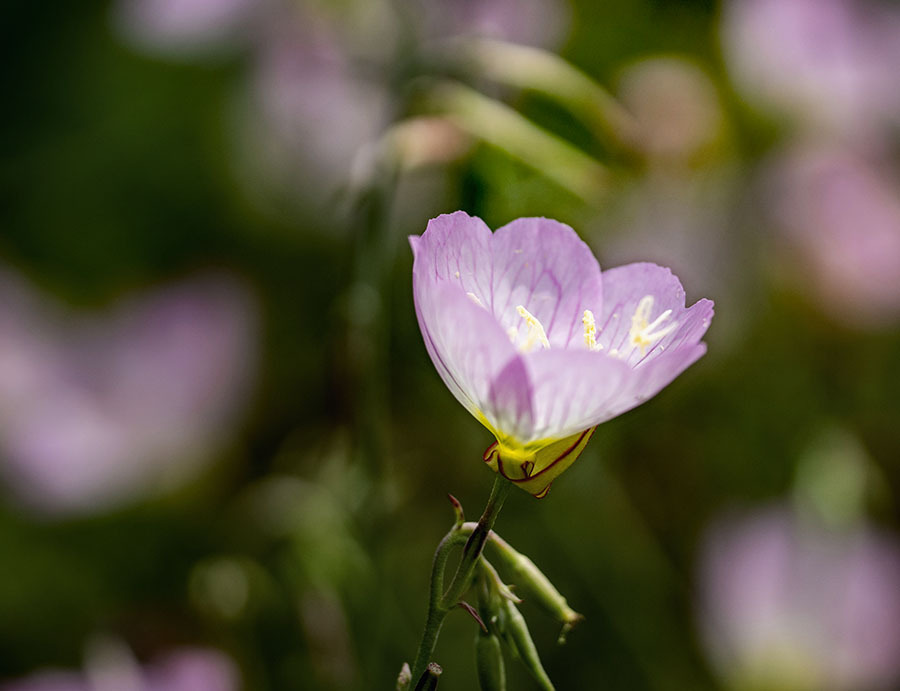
441,477 -> 512,609
408,477 -> 513,685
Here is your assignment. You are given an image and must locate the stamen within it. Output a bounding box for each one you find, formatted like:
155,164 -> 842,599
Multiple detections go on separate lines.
467,292 -> 485,308
582,310 -> 603,351
515,305 -> 550,352
629,295 -> 677,355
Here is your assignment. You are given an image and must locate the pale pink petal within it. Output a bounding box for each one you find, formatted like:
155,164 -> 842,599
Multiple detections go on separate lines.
597,262 -> 713,367
490,217 -> 603,349
524,343 -> 705,441
412,277 -> 531,437
525,349 -> 631,440
411,211 -> 494,305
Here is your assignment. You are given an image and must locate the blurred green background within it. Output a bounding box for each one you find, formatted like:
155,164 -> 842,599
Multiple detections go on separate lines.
2,0 -> 900,689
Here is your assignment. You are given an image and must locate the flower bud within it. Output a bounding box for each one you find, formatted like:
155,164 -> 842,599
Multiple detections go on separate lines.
396,662 -> 411,690
497,597 -> 555,691
489,534 -> 583,641
475,628 -> 506,691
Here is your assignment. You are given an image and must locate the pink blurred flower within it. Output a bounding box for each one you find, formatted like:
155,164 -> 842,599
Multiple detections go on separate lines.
115,0 -> 571,213
722,0 -> 900,138
414,0 -> 569,48
0,645 -> 239,691
0,270 -> 258,515
698,505 -> 900,691
767,146 -> 900,328
112,0 -> 256,58
234,9 -> 392,207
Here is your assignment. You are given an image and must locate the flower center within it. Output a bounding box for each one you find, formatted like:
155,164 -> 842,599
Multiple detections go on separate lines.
506,298 -> 676,357
509,305 -> 550,352
628,295 -> 676,355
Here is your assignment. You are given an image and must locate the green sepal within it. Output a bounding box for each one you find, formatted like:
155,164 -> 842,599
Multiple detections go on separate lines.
475,628 -> 507,691
497,597 -> 555,691
483,427 -> 596,498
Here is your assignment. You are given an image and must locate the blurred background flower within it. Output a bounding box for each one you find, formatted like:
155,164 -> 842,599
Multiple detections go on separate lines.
766,145 -> 900,329
0,639 -> 239,691
698,504 -> 900,691
2,0 -> 900,689
0,270 -> 257,515
721,0 -> 900,140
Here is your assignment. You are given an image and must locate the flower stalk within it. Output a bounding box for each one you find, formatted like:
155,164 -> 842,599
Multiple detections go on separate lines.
407,476 -> 513,685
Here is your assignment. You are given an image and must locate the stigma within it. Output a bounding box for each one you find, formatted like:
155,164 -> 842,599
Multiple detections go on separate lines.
629,295 -> 676,355
513,305 -> 550,352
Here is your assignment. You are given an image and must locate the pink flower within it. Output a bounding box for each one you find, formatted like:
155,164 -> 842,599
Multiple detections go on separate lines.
410,212 -> 713,497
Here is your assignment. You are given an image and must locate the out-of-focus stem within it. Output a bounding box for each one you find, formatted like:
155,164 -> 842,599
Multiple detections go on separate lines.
423,80 -> 610,203
459,38 -> 639,151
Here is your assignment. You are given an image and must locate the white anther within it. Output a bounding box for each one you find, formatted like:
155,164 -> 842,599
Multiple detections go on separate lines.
629,295 -> 677,355
467,292 -> 485,308
582,310 -> 603,351
514,305 -> 550,352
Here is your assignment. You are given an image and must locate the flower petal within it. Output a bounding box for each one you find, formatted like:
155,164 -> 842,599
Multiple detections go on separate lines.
524,343 -> 707,441
411,272 -> 532,438
490,218 -> 603,349
410,211 -> 494,306
596,262 -> 714,366
525,349 -> 633,441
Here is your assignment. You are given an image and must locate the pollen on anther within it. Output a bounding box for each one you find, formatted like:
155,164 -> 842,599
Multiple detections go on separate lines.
514,305 -> 550,352
629,295 -> 677,356
583,310 -> 602,351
